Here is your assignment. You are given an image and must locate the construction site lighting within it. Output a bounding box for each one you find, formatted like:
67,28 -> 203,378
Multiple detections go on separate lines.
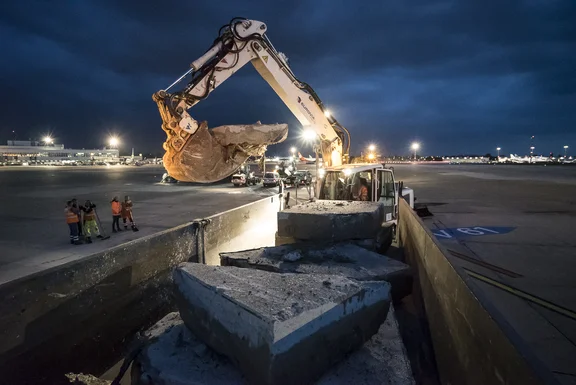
302,130 -> 317,141
290,147 -> 296,154
367,153 -> 375,160
368,144 -> 376,152
109,136 -> 120,148
43,136 -> 53,144
324,110 -> 331,118
411,142 -> 420,151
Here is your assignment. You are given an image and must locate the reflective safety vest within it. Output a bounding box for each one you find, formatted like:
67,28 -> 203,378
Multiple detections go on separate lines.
65,208 -> 79,224
111,201 -> 121,215
84,209 -> 96,221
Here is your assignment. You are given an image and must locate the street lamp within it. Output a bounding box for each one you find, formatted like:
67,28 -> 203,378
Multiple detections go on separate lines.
530,146 -> 535,156
368,144 -> 376,152
43,136 -> 53,145
302,129 -> 320,197
496,147 -> 501,158
411,142 -> 420,160
324,109 -> 331,118
290,146 -> 296,155
109,136 -> 119,148
564,145 -> 569,158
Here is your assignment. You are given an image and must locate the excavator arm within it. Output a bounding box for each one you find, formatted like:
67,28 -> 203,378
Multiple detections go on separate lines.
153,18 -> 351,182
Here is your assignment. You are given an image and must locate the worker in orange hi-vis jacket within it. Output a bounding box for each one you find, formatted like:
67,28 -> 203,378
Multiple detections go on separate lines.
110,196 -> 122,233
121,195 -> 138,231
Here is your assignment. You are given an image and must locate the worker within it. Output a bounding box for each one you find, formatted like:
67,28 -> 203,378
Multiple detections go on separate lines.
121,195 -> 138,231
71,198 -> 83,238
111,196 -> 122,232
65,201 -> 81,245
82,200 -> 101,243
357,178 -> 369,201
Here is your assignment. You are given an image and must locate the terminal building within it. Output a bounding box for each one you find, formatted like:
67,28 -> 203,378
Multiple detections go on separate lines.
0,140 -> 120,165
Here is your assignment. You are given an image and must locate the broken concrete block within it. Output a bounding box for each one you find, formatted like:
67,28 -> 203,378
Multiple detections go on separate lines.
220,242 -> 410,284
174,263 -> 391,385
277,200 -> 385,241
131,312 -> 246,385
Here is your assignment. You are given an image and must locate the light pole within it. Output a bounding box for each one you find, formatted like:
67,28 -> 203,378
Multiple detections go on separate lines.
496,147 -> 501,158
564,145 -> 569,158
302,129 -> 320,198
411,142 -> 420,161
530,146 -> 535,156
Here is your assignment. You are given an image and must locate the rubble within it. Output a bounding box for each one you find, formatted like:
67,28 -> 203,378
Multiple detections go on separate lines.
131,312 -> 245,385
173,263 -> 391,385
163,121 -> 288,183
277,200 -> 385,241
219,243 -> 411,296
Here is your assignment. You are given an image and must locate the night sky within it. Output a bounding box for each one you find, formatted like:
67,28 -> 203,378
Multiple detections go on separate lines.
1,0 -> 574,157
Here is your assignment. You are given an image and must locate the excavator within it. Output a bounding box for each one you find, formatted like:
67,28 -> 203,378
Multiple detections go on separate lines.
153,17 -> 413,222
153,17 -> 350,183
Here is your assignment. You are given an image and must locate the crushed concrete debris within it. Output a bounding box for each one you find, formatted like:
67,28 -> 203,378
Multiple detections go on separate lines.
174,263 -> 391,385
131,312 -> 246,385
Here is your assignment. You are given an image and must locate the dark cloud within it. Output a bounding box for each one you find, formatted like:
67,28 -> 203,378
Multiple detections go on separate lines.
0,0 -> 574,156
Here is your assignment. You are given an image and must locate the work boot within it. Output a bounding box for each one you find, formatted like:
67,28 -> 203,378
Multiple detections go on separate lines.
70,239 -> 75,244
73,240 -> 82,245
97,235 -> 103,239
113,229 -> 117,233
85,237 -> 92,244
132,225 -> 139,232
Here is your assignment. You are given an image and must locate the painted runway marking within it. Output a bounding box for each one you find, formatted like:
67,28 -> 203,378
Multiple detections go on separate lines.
433,226 -> 515,239
465,269 -> 576,321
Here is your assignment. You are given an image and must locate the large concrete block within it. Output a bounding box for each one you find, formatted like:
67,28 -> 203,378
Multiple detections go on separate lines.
174,263 -> 391,385
277,200 -> 385,241
131,310 -> 414,385
220,242 -> 411,300
131,312 -> 246,385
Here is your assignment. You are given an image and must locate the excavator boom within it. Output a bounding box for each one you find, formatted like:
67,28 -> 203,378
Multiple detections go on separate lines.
154,18 -> 350,182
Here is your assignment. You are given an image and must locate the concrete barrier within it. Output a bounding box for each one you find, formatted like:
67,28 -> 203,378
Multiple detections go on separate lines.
0,194 -> 282,384
201,195 -> 282,266
397,199 -> 559,385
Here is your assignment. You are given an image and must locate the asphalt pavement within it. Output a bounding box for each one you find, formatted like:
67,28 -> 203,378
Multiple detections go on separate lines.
392,163 -> 576,385
0,165 -> 298,284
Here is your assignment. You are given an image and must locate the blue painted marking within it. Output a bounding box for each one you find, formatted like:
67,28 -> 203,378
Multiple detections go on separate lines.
432,226 -> 515,240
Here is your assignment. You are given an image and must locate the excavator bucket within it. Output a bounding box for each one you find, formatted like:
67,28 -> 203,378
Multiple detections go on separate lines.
162,120 -> 288,183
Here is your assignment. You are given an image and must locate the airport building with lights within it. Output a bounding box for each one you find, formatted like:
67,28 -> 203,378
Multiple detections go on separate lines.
0,140 -> 120,164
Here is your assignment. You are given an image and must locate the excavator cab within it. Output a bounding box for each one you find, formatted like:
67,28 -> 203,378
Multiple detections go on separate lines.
319,164 -> 400,223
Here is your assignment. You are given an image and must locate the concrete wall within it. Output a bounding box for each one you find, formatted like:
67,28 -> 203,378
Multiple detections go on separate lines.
201,195 -> 282,266
397,199 -> 558,385
0,195 -> 282,383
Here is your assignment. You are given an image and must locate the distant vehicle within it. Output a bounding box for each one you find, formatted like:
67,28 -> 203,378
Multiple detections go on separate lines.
262,172 -> 281,187
285,170 -> 312,186
231,164 -> 260,187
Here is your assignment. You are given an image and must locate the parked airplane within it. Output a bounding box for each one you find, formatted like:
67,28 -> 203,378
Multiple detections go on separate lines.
298,152 -> 316,164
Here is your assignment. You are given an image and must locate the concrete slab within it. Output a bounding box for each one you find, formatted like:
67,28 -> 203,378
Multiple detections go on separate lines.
131,312 -> 246,385
173,263 -> 391,385
277,200 -> 384,241
131,308 -> 413,385
220,243 -> 411,300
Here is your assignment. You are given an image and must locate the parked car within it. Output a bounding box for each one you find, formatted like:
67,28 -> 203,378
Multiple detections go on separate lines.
262,172 -> 281,187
